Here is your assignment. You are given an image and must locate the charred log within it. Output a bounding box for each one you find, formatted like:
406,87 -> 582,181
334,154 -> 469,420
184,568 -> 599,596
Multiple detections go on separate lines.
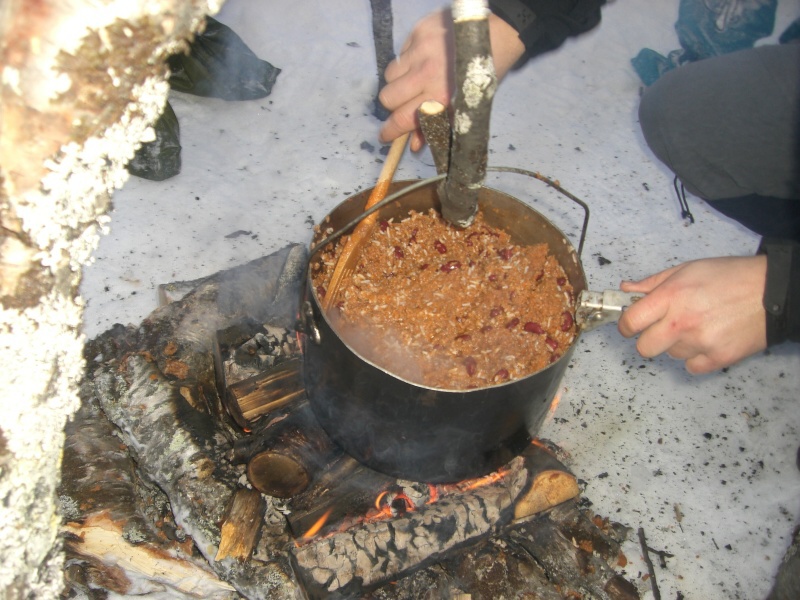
289,462 -> 529,598
243,401 -> 343,498
82,246 -> 308,599
370,0 -> 395,120
508,506 -> 640,600
226,356 -> 305,427
285,454 -> 394,539
213,317 -> 302,429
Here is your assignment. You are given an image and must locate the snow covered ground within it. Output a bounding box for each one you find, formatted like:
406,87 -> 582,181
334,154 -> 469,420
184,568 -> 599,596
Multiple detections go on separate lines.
80,1 -> 800,598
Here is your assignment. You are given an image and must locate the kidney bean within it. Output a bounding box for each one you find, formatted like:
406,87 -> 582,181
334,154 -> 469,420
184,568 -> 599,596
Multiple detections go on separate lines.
557,277 -> 567,287
316,285 -> 326,299
549,353 -> 561,363
440,260 -> 461,273
434,240 -> 447,254
464,356 -> 477,376
505,317 -> 520,329
420,263 -> 429,270
379,220 -> 389,232
561,311 -> 573,331
455,333 -> 472,342
480,325 -> 494,333
497,248 -> 513,260
490,306 -> 503,318
393,246 -> 404,259
535,271 -> 544,282
409,228 -> 418,243
545,337 -> 559,351
494,368 -> 510,381
488,273 -> 498,282
524,321 -> 545,334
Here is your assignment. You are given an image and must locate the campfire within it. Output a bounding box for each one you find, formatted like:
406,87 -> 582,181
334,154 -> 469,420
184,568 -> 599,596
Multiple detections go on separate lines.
61,244 -> 643,599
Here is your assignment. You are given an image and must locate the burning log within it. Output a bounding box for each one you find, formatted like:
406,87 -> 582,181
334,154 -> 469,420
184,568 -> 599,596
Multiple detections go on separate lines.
364,498 -> 639,600
290,463 -> 529,599
285,455 -> 394,539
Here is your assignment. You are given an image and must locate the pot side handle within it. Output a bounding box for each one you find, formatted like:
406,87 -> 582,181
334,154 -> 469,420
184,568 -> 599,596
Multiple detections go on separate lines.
576,290 -> 644,332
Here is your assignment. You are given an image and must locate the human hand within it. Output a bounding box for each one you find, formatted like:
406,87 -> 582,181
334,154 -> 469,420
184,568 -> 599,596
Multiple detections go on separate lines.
617,256 -> 768,374
378,9 -> 525,152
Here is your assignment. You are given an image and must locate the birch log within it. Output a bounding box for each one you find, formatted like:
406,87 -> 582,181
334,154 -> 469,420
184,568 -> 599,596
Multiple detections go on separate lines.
0,1 -> 220,596
441,0 -> 497,227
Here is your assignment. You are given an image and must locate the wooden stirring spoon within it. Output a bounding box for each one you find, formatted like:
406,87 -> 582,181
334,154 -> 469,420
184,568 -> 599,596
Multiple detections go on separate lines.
321,132 -> 410,311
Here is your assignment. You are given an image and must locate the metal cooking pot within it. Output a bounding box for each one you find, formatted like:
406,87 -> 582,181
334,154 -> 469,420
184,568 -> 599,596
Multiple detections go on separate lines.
299,175 -> 633,483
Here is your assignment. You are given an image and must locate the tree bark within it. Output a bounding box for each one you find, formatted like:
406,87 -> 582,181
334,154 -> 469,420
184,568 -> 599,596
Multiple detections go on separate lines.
0,1 -> 218,596
418,100 -> 451,175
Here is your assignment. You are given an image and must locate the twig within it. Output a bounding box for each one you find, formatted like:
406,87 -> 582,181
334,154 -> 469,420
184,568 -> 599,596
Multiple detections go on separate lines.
638,527 -> 661,600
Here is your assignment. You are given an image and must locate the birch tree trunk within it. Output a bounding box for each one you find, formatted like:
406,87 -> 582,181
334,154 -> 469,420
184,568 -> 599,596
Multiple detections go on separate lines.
0,1 -> 221,597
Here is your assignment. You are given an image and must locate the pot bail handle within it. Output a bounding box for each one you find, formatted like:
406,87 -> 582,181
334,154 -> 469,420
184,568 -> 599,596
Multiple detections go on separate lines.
486,166 -> 590,257
576,290 -> 644,332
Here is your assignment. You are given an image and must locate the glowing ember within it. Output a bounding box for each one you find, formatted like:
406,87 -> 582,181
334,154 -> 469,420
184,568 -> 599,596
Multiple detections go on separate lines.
426,484 -> 439,504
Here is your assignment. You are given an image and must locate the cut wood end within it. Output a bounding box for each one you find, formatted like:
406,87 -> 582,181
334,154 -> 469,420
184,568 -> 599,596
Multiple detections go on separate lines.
513,470 -> 580,520
420,100 -> 447,115
247,451 -> 310,498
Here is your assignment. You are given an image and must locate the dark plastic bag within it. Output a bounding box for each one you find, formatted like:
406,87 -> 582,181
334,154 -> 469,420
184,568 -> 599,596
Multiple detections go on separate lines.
167,16 -> 281,100
632,0 -> 781,85
127,102 -> 181,181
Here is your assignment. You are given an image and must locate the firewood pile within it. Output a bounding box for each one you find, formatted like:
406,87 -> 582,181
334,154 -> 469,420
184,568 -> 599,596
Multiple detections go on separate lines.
61,244 -> 643,599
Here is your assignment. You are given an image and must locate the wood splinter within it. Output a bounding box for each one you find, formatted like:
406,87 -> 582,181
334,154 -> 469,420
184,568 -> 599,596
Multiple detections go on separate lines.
216,488 -> 266,562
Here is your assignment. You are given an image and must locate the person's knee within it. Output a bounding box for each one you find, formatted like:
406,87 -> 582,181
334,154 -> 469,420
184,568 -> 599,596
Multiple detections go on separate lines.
637,78 -> 674,169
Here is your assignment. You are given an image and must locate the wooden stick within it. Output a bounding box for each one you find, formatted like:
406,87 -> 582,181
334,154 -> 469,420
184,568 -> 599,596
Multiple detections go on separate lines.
442,0 -> 496,227
638,527 -> 662,600
418,100 -> 451,174
321,132 -> 409,310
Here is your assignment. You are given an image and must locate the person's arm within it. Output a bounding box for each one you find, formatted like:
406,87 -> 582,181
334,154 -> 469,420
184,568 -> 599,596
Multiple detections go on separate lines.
757,239 -> 800,347
618,241 -> 800,374
378,10 -> 525,151
489,0 -> 605,63
379,0 -> 606,150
